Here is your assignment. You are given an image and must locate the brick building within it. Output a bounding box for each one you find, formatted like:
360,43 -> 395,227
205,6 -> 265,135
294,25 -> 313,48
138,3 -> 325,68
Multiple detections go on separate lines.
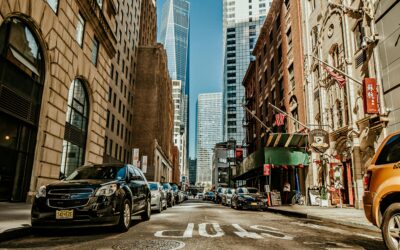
0,0 -> 116,201
139,0 -> 157,46
132,44 -> 174,182
103,0 -> 142,165
240,0 -> 309,200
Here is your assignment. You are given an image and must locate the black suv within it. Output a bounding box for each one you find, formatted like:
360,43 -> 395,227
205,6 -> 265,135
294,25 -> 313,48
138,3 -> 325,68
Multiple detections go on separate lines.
31,164 -> 151,232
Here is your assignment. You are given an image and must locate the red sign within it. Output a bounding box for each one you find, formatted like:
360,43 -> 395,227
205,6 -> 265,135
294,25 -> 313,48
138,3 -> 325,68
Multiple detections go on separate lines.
263,164 -> 271,176
235,148 -> 243,161
363,78 -> 379,114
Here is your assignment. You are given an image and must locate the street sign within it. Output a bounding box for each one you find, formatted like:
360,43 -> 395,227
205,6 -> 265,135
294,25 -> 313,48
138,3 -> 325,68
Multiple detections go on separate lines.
263,164 -> 270,176
309,129 -> 330,153
363,78 -> 379,114
132,148 -> 139,167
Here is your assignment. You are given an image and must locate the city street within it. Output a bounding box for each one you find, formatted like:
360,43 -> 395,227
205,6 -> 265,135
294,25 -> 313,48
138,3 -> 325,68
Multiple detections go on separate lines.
0,200 -> 384,250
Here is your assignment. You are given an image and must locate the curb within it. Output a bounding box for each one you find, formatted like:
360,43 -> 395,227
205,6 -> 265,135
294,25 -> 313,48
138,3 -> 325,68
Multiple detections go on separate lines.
0,226 -> 32,243
266,207 -> 379,233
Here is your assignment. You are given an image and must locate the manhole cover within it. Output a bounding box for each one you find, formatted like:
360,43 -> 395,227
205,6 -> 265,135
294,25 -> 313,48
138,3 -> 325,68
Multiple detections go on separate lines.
112,240 -> 185,250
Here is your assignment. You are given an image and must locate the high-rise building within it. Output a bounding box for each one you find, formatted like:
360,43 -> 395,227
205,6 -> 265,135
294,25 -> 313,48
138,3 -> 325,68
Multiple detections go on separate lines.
189,158 -> 197,186
196,93 -> 223,186
172,80 -> 187,182
103,0 -> 143,164
222,0 -> 272,150
159,0 -> 190,181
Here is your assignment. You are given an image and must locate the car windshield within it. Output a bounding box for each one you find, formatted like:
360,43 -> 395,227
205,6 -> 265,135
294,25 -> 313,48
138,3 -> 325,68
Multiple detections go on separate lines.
208,192 -> 214,195
149,183 -> 158,191
65,166 -> 126,180
227,189 -> 234,194
237,188 -> 258,194
172,185 -> 178,191
162,183 -> 170,189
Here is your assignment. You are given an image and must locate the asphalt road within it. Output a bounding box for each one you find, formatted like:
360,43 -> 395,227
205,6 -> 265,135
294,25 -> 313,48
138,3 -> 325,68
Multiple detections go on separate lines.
0,200 -> 385,250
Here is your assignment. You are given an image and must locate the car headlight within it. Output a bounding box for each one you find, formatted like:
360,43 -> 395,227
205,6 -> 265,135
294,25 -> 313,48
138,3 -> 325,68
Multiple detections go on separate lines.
95,184 -> 117,197
36,185 -> 46,198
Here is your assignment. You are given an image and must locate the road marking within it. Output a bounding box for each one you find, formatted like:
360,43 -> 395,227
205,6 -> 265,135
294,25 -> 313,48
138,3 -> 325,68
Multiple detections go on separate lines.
232,224 -> 264,239
291,222 -> 381,240
198,223 -> 225,238
250,225 -> 294,240
154,223 -> 194,238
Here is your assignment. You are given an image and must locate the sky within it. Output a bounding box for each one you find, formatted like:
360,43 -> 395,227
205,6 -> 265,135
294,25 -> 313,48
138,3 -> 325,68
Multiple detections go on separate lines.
156,0 -> 223,158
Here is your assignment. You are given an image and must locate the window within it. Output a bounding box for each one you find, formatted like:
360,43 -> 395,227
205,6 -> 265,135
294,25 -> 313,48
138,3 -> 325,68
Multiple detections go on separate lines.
91,37 -> 99,65
228,93 -> 236,98
227,53 -> 236,58
228,114 -> 236,119
46,0 -> 58,13
353,22 -> 363,51
227,79 -> 236,84
76,13 -> 85,46
60,79 -> 89,177
106,110 -> 110,128
376,135 -> 400,165
228,128 -> 237,133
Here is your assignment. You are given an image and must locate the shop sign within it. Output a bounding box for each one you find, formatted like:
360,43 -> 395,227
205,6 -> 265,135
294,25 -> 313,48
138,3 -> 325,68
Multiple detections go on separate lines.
132,148 -> 139,167
363,78 -> 379,114
263,164 -> 270,176
309,129 -> 330,153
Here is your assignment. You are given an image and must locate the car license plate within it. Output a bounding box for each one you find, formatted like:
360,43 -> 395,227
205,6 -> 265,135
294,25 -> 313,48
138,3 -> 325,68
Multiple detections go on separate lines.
251,202 -> 257,206
56,210 -> 73,219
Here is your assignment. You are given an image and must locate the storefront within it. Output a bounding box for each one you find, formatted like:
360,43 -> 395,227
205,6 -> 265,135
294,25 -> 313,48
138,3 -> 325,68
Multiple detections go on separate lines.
235,133 -> 309,205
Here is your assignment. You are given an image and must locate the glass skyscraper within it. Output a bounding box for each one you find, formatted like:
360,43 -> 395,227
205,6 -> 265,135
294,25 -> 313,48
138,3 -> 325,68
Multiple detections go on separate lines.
196,93 -> 223,186
222,0 -> 272,148
159,0 -> 190,178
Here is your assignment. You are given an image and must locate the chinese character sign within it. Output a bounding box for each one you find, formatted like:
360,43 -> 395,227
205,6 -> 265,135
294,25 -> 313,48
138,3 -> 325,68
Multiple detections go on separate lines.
363,78 -> 379,114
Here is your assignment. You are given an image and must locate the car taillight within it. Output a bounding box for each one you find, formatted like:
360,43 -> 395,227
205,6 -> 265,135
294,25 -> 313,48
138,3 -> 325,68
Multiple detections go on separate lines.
364,171 -> 372,191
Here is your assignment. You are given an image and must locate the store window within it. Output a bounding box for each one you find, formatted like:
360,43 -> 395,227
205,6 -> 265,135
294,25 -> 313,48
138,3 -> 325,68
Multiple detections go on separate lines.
60,79 -> 89,177
0,18 -> 44,201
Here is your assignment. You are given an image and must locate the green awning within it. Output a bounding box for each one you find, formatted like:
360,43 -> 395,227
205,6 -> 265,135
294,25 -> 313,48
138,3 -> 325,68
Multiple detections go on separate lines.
264,147 -> 309,166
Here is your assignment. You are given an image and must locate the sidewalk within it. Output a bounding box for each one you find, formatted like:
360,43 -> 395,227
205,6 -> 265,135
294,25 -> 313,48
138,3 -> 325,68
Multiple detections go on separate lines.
0,202 -> 32,242
267,205 -> 379,232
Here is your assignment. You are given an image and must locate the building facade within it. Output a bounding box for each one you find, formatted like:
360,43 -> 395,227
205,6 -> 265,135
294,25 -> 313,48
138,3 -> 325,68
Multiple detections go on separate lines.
132,44 -> 174,183
196,93 -> 223,186
172,80 -> 187,184
159,0 -> 190,181
103,0 -> 142,164
241,0 -> 309,199
0,0 -> 116,201
139,0 -> 157,46
375,0 -> 400,133
188,158 -> 196,186
222,0 -> 272,150
302,0 -> 387,208
212,142 -> 229,188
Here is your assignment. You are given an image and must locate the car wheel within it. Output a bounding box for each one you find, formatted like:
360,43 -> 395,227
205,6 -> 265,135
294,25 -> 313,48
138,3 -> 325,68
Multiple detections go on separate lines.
141,199 -> 151,221
382,203 -> 400,250
116,199 -> 131,232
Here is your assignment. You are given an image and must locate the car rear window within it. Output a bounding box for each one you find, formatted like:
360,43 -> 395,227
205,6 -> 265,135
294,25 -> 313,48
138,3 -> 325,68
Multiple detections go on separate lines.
376,134 -> 400,165
149,183 -> 158,191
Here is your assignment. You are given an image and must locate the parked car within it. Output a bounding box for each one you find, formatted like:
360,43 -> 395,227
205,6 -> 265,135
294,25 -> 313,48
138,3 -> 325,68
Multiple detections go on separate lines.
148,182 -> 167,213
363,130 -> 400,250
204,191 -> 215,201
221,188 -> 235,206
170,183 -> 181,204
231,187 -> 266,210
195,193 -> 204,199
162,182 -> 175,207
215,187 -> 226,204
31,164 -> 151,232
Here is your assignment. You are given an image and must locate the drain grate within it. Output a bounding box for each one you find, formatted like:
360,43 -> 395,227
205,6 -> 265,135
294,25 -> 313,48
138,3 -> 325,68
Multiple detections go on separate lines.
112,240 -> 185,250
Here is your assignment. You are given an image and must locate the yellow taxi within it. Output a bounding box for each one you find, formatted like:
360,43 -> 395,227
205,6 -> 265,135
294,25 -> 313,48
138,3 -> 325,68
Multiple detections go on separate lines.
363,130 -> 400,250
